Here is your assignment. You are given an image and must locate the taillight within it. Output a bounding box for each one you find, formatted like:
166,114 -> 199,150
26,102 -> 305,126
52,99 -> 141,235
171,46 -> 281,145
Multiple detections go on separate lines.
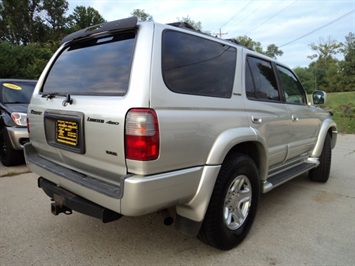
125,108 -> 159,161
27,117 -> 30,133
11,112 -> 27,126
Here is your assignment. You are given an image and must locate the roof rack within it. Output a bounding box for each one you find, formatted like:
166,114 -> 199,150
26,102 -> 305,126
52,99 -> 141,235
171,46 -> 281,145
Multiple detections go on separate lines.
167,22 -> 198,31
225,38 -> 240,45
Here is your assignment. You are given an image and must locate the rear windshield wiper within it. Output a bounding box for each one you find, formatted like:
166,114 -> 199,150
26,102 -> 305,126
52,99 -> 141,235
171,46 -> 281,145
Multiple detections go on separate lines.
41,93 -> 73,105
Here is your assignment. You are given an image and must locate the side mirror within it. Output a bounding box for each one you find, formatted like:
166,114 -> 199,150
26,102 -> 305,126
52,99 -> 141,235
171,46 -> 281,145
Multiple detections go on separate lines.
312,90 -> 327,105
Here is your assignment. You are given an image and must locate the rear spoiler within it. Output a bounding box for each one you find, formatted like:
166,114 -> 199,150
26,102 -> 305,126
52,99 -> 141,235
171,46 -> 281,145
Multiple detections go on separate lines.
60,16 -> 138,45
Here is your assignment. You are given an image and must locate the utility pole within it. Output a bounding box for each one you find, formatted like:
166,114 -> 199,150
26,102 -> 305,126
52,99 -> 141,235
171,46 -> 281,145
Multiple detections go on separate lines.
214,28 -> 228,38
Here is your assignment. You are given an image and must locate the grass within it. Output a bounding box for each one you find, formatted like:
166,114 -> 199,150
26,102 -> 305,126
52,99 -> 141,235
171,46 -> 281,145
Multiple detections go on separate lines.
318,91 -> 355,134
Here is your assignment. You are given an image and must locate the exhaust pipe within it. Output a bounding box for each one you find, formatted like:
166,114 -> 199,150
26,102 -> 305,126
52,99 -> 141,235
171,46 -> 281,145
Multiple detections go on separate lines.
160,209 -> 174,226
164,216 -> 174,226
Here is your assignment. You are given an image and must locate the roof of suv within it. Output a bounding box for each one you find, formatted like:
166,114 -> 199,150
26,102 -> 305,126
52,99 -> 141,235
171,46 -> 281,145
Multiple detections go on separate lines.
60,16 -> 242,48
60,17 -> 139,45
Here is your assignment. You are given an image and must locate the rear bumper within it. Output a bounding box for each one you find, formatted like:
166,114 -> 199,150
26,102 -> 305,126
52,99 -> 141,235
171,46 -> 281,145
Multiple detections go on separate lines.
6,127 -> 29,150
38,177 -> 122,223
24,143 -> 203,216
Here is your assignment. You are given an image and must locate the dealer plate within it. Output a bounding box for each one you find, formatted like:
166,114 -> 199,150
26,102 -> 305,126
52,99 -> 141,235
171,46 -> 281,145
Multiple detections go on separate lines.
56,119 -> 79,147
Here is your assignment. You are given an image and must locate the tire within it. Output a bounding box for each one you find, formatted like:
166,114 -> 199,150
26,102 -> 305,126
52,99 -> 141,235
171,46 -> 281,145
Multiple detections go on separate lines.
309,133 -> 332,183
198,153 -> 260,250
0,128 -> 24,166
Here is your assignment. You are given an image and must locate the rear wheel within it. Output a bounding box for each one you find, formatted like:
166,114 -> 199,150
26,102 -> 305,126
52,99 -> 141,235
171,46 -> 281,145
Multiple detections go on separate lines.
198,153 -> 260,250
0,128 -> 24,166
309,133 -> 332,183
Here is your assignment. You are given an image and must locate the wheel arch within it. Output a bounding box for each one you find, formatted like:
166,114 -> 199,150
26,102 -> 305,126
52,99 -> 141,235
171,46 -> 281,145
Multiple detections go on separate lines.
312,119 -> 338,157
206,127 -> 268,181
175,128 -> 268,236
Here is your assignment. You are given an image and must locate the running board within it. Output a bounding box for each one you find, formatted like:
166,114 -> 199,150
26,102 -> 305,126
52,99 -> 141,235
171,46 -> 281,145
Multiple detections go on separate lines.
262,162 -> 317,193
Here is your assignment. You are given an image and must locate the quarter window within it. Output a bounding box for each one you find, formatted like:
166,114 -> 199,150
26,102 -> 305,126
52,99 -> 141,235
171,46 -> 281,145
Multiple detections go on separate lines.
162,30 -> 236,98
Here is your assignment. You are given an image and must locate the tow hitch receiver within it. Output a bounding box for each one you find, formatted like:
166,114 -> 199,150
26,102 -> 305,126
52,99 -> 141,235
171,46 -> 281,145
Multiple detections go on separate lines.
38,177 -> 122,223
51,202 -> 73,215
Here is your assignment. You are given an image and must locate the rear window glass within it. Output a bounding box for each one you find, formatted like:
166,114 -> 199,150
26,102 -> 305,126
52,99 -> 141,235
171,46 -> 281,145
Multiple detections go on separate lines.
42,32 -> 136,96
1,81 -> 36,104
162,30 -> 236,98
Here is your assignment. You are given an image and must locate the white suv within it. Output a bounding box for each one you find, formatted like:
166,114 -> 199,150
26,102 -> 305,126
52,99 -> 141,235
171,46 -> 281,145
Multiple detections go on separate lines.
25,17 -> 337,250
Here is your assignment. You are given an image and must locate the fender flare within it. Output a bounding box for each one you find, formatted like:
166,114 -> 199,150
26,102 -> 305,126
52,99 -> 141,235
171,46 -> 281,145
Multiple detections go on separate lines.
312,118 -> 337,157
206,127 -> 262,163
176,127 -> 268,224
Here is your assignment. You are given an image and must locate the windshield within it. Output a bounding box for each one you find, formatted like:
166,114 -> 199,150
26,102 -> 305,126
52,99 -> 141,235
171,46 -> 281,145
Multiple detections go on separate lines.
42,32 -> 136,96
1,81 -> 37,104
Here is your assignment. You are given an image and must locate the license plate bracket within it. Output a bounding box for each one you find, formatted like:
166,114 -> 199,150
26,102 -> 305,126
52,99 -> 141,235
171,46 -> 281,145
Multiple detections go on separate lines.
44,111 -> 85,154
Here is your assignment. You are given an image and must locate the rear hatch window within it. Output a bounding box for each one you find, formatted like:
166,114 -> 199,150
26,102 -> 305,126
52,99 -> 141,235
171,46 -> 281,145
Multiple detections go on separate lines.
30,31 -> 137,184
43,32 -> 136,96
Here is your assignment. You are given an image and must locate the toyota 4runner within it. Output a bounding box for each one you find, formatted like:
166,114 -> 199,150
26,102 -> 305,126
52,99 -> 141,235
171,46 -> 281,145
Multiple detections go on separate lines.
25,17 -> 337,250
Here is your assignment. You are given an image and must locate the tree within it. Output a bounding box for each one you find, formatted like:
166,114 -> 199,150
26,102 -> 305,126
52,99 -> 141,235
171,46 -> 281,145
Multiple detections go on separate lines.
41,0 -> 69,40
307,37 -> 343,92
68,6 -> 106,32
0,41 -> 52,78
308,36 -> 342,61
232,35 -> 283,59
293,66 -> 315,93
265,44 -> 283,59
339,32 -> 355,91
234,35 -> 262,53
0,0 -> 71,45
131,9 -> 153,22
177,16 -> 202,31
0,0 -> 45,44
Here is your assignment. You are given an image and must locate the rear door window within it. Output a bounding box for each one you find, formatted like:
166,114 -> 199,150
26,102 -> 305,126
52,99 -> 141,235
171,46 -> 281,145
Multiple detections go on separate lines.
245,56 -> 281,102
162,30 -> 236,98
43,32 -> 136,96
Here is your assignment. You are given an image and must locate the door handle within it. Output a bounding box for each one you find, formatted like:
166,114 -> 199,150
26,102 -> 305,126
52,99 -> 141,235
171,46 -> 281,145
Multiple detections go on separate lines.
291,115 -> 299,122
252,116 -> 262,124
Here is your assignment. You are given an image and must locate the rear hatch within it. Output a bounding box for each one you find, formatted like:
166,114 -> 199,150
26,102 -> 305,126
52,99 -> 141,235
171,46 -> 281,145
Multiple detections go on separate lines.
28,18 -> 142,184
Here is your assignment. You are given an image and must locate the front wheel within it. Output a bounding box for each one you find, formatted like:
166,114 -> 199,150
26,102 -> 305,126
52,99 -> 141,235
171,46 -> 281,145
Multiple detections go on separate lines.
198,153 -> 260,250
309,133 -> 332,183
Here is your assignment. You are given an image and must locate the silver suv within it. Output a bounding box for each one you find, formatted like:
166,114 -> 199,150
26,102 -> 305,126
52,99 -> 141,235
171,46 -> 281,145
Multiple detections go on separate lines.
25,17 -> 337,250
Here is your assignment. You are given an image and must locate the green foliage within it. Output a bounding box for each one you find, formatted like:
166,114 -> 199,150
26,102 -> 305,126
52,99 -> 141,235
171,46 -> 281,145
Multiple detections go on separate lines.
0,0 -> 45,44
0,42 -> 52,79
41,0 -> 70,42
339,33 -> 355,91
293,67 -> 314,93
68,6 -> 106,31
0,1 -> 353,94
234,35 -> 263,53
265,44 -> 283,59
301,34 -> 355,92
0,0 -> 106,78
177,16 -> 202,31
318,92 -> 355,134
233,35 -> 283,59
131,9 -> 153,22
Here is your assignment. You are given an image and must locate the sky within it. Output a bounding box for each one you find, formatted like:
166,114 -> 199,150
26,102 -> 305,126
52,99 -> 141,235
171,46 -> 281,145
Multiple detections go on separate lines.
66,0 -> 355,68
